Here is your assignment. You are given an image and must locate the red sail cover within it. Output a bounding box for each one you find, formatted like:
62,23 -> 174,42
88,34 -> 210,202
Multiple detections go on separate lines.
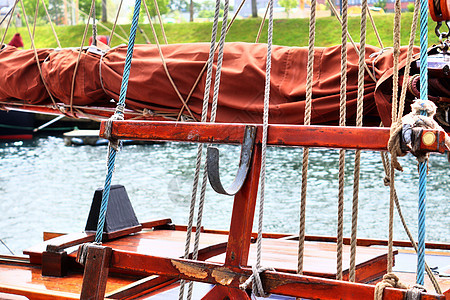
0,42 -> 448,126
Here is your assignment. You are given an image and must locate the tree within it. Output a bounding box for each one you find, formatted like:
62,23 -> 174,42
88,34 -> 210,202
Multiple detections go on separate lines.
140,0 -> 169,20
78,0 -> 101,21
373,0 -> 387,10
101,0 -> 106,22
169,0 -> 188,12
278,0 -> 297,17
20,0 -> 50,25
251,0 -> 257,17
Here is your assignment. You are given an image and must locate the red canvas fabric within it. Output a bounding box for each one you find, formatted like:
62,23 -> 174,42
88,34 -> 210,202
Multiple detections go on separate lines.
8,33 -> 24,48
0,45 -> 51,104
1,42 -> 447,125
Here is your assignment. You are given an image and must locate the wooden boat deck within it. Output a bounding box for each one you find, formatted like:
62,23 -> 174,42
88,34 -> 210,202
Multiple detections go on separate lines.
5,226 -> 446,299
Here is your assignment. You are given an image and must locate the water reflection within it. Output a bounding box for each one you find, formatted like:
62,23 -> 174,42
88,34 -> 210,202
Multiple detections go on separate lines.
0,136 -> 449,255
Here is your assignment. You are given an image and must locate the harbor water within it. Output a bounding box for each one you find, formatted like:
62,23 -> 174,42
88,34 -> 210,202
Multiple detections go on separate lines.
0,135 -> 449,255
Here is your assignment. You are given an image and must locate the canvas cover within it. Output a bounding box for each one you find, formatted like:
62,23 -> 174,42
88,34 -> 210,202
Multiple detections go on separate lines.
1,42 -> 449,126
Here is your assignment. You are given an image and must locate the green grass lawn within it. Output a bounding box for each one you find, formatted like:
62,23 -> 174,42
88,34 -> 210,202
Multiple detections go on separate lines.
0,12 -> 441,49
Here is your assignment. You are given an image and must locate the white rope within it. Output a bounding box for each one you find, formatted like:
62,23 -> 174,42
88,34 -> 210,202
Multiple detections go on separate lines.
336,0 -> 348,280
298,0 -> 316,275
186,1 -> 230,299
178,0 -> 222,298
349,0 -> 368,282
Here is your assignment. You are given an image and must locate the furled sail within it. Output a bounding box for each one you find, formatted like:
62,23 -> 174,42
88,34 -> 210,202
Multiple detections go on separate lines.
1,42 -> 449,126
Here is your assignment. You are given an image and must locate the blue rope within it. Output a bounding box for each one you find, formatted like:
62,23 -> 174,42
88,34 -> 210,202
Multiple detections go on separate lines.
94,0 -> 142,244
417,155 -> 427,285
417,0 -> 428,284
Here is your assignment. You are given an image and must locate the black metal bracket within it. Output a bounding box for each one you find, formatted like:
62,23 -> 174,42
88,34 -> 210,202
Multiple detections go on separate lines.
207,125 -> 257,196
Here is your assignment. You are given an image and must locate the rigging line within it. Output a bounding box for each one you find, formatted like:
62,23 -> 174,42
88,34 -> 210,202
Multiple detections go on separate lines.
0,0 -> 19,49
387,0 -> 402,274
65,0 -> 129,44
32,0 -> 39,41
107,0 -> 124,46
380,151 -> 442,293
257,0 -> 274,273
40,0 -> 61,48
417,0 -> 429,284
92,0 -> 97,46
175,1 -> 247,121
151,0 -> 168,44
326,0 -> 376,83
366,6 -> 384,48
142,0 -> 197,121
119,25 -> 130,40
0,238 -> 14,255
397,0 -> 420,121
298,0 -> 316,275
138,25 -> 151,44
18,0 -> 60,111
187,3 -> 230,299
69,0 -> 96,116
95,0 -> 142,244
255,0 -> 270,43
349,0 -> 368,283
336,0 -> 348,281
178,0 -> 222,298
0,6 -> 13,26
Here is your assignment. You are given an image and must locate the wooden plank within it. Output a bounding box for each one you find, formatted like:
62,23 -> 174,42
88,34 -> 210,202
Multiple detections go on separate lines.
99,120 -> 447,152
105,275 -> 177,299
141,218 -> 173,229
108,250 -> 445,300
0,284 -> 80,300
225,144 -> 262,267
43,232 -> 66,242
79,245 -> 112,300
0,292 -> 29,300
0,261 -> 134,296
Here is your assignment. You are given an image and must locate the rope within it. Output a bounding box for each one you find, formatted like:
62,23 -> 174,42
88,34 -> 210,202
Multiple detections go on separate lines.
108,0 -> 124,46
94,0 -> 142,244
178,0 -> 222,297
256,1 -> 270,43
69,0 -> 96,116
18,0 -> 60,112
240,0 -> 274,297
152,0 -> 168,44
0,0 -> 18,49
32,0 -> 39,41
0,5 -> 13,27
398,0 -> 420,121
174,0 -> 248,121
141,0 -> 197,121
387,0 -> 403,274
298,0 -> 316,275
374,273 -> 409,300
380,150 -> 442,293
367,6 -> 384,48
239,266 -> 275,297
336,0 -> 348,280
41,0 -> 61,48
417,0 -> 429,284
66,0 -> 128,44
186,2 -> 230,299
349,0 -> 367,282
0,238 -> 14,255
92,0 -> 97,47
325,0 -> 376,83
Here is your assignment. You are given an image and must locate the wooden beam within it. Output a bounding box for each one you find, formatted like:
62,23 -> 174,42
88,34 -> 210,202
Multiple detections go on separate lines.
107,250 -> 445,300
99,120 -> 447,152
79,244 -> 113,300
225,144 -> 262,267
